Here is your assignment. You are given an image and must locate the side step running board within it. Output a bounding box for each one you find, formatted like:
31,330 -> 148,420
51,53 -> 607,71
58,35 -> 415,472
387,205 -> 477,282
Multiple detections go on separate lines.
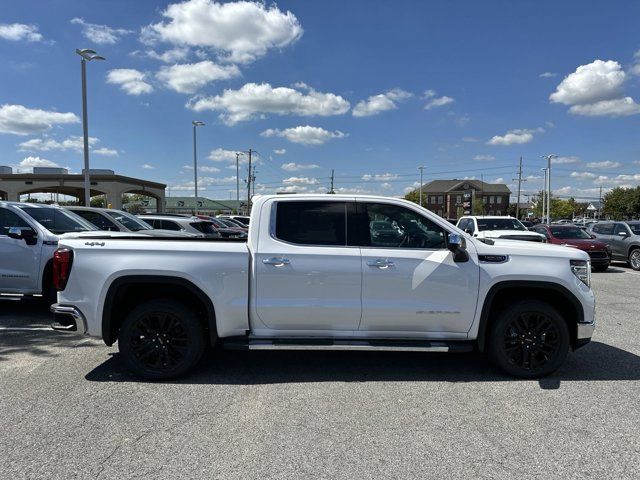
224,338 -> 473,353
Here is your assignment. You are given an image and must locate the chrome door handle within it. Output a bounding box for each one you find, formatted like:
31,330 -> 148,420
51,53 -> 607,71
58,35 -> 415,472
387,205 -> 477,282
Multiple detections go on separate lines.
367,258 -> 395,268
262,256 -> 290,266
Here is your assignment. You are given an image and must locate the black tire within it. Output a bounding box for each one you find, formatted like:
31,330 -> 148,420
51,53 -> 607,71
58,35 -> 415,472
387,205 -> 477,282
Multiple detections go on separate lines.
629,249 -> 640,271
487,300 -> 570,378
592,264 -> 609,272
118,299 -> 206,380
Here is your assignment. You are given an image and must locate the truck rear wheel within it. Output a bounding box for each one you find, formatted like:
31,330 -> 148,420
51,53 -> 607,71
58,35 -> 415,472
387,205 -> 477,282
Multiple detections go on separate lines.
118,299 -> 205,380
487,300 -> 569,378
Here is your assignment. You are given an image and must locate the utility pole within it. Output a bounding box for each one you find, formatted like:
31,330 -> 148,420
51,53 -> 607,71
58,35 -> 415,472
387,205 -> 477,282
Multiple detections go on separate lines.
329,169 -> 335,194
235,152 -> 243,214
418,166 -> 425,207
246,149 -> 253,213
513,156 -> 525,219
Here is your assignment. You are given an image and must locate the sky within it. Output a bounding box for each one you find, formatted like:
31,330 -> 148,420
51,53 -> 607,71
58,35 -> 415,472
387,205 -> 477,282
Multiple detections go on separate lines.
1,0 -> 639,202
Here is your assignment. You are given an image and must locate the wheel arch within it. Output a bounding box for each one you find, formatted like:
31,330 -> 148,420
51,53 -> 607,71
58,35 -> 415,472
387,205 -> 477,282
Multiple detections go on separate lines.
476,281 -> 584,352
102,275 -> 217,347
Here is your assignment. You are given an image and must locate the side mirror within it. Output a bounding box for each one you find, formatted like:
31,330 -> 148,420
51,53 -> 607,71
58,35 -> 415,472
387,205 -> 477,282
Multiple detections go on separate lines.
447,233 -> 469,263
590,234 -> 597,239
463,227 -> 474,235
618,231 -> 628,237
8,227 -> 38,245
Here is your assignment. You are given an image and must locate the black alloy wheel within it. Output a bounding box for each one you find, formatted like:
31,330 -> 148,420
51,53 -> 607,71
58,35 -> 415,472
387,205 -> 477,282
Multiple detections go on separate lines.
488,300 -> 569,378
119,300 -> 205,380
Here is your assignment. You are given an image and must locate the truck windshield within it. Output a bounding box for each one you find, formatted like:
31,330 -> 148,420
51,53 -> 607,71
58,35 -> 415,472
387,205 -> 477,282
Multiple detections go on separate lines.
19,206 -> 97,234
105,210 -> 152,231
477,218 -> 526,231
550,227 -> 591,239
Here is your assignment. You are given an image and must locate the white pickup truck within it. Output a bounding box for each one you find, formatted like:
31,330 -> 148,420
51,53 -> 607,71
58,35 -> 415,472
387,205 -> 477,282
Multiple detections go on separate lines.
51,194 -> 595,379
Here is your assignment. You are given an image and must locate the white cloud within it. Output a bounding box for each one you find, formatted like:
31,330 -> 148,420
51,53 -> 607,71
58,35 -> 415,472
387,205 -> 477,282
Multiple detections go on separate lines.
93,147 -> 118,156
141,0 -> 303,64
568,97 -> 640,117
18,135 -> 97,152
550,60 -> 625,105
277,185 -> 306,193
425,95 -> 454,110
281,162 -> 319,172
199,165 -> 220,172
539,72 -> 557,78
261,125 -> 346,145
17,156 -> 59,172
352,89 -> 412,117
632,50 -> 640,76
362,173 -> 398,181
188,82 -> 350,124
550,59 -> 640,117
273,148 -> 286,155
157,61 -> 240,94
144,47 -> 190,63
585,160 -> 621,169
487,127 -> 542,146
208,148 -> 241,162
0,23 -> 43,42
282,176 -> 319,185
473,154 -> 495,161
106,69 -> 153,95
141,164 -> 155,169
552,156 -> 580,164
0,104 -> 79,136
570,171 -> 597,180
70,17 -> 132,44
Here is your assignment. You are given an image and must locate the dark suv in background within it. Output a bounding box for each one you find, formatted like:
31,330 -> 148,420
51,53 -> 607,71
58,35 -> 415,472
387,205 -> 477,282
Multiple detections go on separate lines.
589,221 -> 640,270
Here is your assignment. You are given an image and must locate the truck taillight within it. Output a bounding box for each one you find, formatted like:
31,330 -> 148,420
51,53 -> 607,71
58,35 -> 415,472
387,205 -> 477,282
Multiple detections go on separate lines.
53,248 -> 74,291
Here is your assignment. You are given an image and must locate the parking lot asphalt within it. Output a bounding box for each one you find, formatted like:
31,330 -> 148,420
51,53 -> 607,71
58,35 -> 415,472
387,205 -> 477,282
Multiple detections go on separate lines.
1,265 -> 639,479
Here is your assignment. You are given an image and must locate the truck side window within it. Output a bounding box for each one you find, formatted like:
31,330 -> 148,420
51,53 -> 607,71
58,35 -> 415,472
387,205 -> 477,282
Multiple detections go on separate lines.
0,208 -> 30,236
354,203 -> 446,249
275,201 -> 346,246
160,220 -> 181,231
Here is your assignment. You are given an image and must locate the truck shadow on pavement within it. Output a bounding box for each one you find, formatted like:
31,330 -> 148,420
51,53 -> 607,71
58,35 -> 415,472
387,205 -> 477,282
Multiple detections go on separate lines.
85,341 -> 640,390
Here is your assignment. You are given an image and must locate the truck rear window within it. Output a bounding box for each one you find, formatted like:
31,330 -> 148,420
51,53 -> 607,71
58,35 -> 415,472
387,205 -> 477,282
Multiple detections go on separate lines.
275,201 -> 346,246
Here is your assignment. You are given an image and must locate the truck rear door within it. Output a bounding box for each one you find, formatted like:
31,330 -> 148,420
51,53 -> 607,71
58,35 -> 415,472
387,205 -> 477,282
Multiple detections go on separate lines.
253,200 -> 362,331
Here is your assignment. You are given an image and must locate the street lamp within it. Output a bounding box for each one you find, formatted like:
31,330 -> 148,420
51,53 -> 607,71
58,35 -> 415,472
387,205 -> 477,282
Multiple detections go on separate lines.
541,154 -> 558,225
235,152 -> 244,214
540,168 -> 548,222
76,48 -> 105,206
192,121 -> 205,214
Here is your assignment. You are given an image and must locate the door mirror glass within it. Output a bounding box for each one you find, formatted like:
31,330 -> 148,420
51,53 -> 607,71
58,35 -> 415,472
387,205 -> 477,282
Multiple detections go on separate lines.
617,230 -> 628,236
447,233 -> 469,262
464,227 -> 474,235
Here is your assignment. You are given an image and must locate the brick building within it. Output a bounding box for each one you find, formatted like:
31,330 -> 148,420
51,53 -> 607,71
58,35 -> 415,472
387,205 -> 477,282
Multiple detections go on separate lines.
413,179 -> 511,219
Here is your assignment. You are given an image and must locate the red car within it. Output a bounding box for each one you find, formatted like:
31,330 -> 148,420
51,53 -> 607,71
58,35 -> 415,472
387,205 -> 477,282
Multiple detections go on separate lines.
532,224 -> 611,271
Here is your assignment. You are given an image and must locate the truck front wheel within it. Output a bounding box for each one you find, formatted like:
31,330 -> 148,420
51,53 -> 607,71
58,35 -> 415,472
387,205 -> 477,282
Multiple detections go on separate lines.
118,299 -> 205,380
487,300 -> 570,378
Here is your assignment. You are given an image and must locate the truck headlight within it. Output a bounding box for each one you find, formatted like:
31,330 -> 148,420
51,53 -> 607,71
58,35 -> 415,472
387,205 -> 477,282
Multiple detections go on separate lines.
570,259 -> 591,287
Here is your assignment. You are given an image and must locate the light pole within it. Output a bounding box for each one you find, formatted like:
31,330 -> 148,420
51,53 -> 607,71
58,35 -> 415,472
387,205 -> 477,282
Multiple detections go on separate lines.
540,168 -> 548,222
76,48 -> 105,206
541,154 -> 558,225
192,121 -> 205,214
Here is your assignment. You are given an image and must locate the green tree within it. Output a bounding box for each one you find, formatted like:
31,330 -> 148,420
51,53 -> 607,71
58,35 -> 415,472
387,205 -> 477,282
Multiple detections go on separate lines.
126,203 -> 146,215
603,187 -> 640,220
404,190 -> 423,207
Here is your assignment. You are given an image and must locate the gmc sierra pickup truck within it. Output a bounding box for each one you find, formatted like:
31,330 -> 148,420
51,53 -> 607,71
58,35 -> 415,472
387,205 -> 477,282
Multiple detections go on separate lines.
51,195 -> 595,380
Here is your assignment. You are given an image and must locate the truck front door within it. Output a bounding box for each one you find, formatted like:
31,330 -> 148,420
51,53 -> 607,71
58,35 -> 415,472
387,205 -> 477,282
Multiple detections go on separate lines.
354,201 -> 480,334
0,207 -> 42,293
253,200 -> 362,332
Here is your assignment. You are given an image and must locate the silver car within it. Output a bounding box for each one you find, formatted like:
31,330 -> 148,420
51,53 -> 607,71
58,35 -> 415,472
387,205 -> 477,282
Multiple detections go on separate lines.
589,221 -> 640,270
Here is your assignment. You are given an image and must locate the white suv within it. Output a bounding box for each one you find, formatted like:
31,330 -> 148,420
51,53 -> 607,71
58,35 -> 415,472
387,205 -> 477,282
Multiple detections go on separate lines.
457,216 -> 545,243
0,202 -> 98,302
